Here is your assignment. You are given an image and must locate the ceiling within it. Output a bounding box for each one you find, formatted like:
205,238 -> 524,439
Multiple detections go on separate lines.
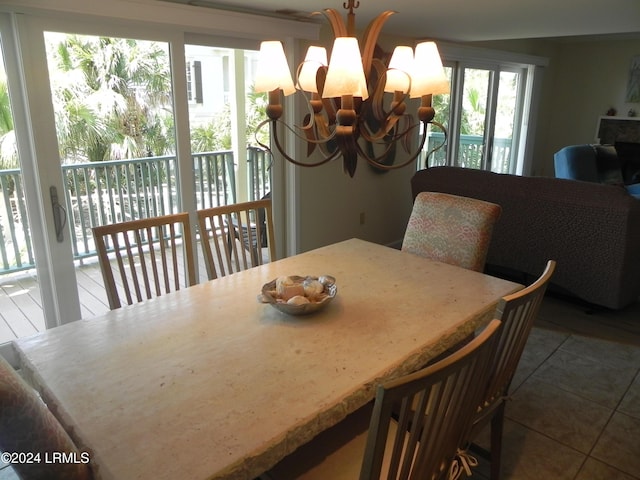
157,0 -> 640,42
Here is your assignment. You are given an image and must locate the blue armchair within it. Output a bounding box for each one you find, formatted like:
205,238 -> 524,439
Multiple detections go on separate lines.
554,143 -> 640,199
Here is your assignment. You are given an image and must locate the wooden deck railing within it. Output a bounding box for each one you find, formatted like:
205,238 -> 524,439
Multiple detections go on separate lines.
0,147 -> 272,274
0,137 -> 509,276
422,133 -> 513,173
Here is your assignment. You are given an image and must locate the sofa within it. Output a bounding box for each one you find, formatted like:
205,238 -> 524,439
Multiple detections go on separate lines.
554,143 -> 640,199
411,166 -> 640,310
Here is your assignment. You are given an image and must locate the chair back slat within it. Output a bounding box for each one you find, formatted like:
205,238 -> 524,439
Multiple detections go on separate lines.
465,260 -> 555,480
197,198 -> 275,280
92,212 -> 196,310
360,319 -> 503,480
482,260 -> 555,409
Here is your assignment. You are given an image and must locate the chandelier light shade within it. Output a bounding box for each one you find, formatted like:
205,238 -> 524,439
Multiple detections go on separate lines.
298,46 -> 327,93
254,41 -> 296,95
322,37 -> 369,100
411,41 -> 450,98
385,46 -> 414,94
254,0 -> 449,177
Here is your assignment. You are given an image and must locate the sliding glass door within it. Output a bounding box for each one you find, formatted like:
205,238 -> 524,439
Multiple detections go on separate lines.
0,11 -> 273,360
42,31 -> 180,319
0,20 -> 46,353
184,43 -> 269,209
423,59 -> 526,174
0,15 -> 186,361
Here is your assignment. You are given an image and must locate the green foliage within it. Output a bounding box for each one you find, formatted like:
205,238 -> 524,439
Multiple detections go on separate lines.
46,34 -> 174,163
1,36 -> 267,173
189,86 -> 268,153
246,89 -> 269,148
0,79 -> 18,169
191,105 -> 232,152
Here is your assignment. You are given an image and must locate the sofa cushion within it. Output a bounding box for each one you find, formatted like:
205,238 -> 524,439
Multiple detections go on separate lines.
411,166 -> 640,310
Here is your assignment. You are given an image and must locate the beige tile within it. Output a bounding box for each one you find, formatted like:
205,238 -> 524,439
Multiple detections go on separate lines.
575,458 -> 638,480
535,296 -> 640,346
466,420 -> 586,479
592,412 -> 640,478
511,327 -> 569,389
507,377 -> 611,454
559,334 -> 640,369
499,420 -> 585,480
618,372 -> 640,420
532,347 -> 637,409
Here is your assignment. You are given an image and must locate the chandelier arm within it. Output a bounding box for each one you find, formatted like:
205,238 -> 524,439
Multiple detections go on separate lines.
369,59 -> 389,121
358,116 -> 400,143
421,120 -> 448,158
315,8 -> 348,37
359,111 -> 419,144
257,119 -> 341,168
360,10 -> 396,79
259,105 -> 339,147
358,120 -> 448,171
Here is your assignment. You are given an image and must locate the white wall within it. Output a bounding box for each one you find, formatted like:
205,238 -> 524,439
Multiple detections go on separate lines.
542,38 -> 640,176
294,156 -> 415,253
473,36 -> 640,177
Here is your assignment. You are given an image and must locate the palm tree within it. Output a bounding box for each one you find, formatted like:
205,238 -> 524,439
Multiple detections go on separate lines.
46,34 -> 174,163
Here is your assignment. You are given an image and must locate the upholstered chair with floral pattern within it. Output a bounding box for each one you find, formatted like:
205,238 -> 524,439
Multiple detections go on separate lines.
402,191 -> 502,272
0,356 -> 92,480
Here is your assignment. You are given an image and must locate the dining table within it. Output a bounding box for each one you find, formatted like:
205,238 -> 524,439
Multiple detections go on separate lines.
12,238 -> 522,480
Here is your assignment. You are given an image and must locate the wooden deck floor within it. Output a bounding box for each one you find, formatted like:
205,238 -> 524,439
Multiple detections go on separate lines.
0,253 -> 213,345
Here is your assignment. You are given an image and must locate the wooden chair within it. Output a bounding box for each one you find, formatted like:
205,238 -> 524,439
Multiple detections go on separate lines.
197,198 -> 275,280
263,319 -> 502,480
92,213 -> 196,309
468,260 -> 556,480
402,191 -> 502,272
0,356 -> 92,480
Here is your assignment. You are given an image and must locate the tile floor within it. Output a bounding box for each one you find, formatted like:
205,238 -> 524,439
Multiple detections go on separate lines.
469,293 -> 640,480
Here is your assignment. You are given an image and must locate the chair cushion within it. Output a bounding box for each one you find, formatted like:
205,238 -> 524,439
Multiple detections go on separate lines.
625,182 -> 640,199
554,145 -> 600,182
616,141 -> 640,184
0,356 -> 92,480
594,144 -> 625,185
402,192 -> 501,271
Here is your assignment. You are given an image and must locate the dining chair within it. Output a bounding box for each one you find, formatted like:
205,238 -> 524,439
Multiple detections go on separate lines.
401,191 -> 502,272
467,260 -> 556,480
92,212 -> 196,309
263,319 -> 502,480
197,198 -> 275,280
0,356 -> 92,480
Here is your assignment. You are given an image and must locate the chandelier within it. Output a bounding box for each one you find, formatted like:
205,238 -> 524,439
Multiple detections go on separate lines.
254,0 -> 449,177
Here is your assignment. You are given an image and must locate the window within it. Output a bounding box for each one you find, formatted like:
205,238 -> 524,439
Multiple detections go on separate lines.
186,60 -> 203,104
421,44 -> 546,176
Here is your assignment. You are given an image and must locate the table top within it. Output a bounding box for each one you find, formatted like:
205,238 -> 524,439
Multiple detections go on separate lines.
13,238 -> 521,480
